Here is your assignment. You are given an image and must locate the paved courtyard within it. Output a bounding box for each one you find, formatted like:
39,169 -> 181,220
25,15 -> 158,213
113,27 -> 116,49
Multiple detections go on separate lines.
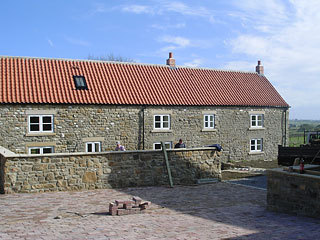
0,181 -> 320,240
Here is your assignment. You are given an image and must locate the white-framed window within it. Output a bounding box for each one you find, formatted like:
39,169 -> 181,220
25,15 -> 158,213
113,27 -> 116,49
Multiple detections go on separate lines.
29,146 -> 54,155
153,142 -> 172,150
250,114 -> 263,128
250,139 -> 263,152
154,115 -> 170,129
28,115 -> 53,133
86,142 -> 101,153
204,114 -> 215,129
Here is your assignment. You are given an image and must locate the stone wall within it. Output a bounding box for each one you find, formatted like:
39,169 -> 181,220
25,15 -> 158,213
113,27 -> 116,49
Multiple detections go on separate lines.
1,147 -> 221,194
267,167 -> 320,218
0,104 -> 289,162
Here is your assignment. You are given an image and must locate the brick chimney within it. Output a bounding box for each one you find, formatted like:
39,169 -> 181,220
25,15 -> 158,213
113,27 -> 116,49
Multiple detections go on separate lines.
166,52 -> 176,67
256,60 -> 264,75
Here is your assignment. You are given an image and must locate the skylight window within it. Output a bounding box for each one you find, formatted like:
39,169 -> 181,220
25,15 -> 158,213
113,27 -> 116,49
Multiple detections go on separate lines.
73,76 -> 88,90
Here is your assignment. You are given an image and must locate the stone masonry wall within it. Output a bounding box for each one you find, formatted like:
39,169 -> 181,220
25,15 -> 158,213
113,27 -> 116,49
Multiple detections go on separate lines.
267,168 -> 320,218
2,148 -> 221,194
0,104 -> 289,162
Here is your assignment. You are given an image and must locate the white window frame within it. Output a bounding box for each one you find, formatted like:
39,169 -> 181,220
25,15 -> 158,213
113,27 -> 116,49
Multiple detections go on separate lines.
204,114 -> 215,129
28,115 -> 54,133
86,142 -> 101,153
153,142 -> 172,150
250,139 -> 263,152
153,115 -> 170,130
29,146 -> 54,155
250,114 -> 263,128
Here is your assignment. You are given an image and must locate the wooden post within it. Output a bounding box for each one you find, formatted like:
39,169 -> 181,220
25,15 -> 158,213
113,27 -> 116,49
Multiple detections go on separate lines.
161,141 -> 173,188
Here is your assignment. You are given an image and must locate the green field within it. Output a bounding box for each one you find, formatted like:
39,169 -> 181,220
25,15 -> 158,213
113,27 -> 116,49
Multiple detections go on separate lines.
289,119 -> 320,146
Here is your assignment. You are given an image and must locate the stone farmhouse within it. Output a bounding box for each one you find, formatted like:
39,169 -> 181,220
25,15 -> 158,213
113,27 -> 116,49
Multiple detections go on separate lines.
0,53 -> 289,162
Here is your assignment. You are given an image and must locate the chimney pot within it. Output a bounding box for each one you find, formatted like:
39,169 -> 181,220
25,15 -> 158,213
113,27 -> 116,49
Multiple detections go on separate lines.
166,52 -> 176,67
256,60 -> 264,75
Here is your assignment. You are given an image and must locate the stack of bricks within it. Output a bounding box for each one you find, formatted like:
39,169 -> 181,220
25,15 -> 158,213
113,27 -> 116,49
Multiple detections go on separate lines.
109,196 -> 151,216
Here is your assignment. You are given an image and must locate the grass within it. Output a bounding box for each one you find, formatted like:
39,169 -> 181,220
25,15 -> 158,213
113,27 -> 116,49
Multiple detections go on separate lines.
289,135 -> 305,147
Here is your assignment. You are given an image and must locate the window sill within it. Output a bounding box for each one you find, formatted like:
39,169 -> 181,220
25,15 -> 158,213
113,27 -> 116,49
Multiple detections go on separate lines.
249,127 -> 265,131
249,151 -> 264,155
26,132 -> 56,137
201,128 -> 217,132
151,129 -> 173,133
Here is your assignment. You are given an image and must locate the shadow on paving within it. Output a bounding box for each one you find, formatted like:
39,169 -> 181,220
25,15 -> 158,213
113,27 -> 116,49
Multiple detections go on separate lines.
113,179 -> 320,239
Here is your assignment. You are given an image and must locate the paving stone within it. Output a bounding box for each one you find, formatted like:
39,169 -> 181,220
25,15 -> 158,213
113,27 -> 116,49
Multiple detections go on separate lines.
0,183 -> 320,239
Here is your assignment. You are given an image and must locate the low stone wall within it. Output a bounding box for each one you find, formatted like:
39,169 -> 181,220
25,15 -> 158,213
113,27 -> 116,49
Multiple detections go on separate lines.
1,147 -> 221,194
267,166 -> 320,218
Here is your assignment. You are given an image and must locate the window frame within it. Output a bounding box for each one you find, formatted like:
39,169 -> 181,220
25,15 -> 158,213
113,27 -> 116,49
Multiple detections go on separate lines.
250,138 -> 263,152
203,114 -> 215,129
73,75 -> 88,90
28,146 -> 54,155
28,115 -> 54,133
86,142 -> 101,153
153,115 -> 170,130
153,142 -> 172,150
250,114 -> 264,128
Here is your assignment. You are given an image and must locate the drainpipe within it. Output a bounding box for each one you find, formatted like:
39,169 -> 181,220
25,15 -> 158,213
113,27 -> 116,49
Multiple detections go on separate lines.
282,109 -> 287,146
142,105 -> 146,150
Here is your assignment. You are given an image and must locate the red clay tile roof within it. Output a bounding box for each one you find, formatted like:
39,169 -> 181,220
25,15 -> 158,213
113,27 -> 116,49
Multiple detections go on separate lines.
0,56 -> 289,107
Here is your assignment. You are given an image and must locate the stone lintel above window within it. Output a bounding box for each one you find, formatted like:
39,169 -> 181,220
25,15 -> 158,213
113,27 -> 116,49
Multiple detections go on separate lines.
248,110 -> 265,115
201,110 -> 217,115
25,110 -> 57,115
82,137 -> 105,142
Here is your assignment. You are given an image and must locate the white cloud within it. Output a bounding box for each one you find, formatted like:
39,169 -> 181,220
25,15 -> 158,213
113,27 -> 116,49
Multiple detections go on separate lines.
226,0 -> 320,119
47,39 -> 54,47
122,5 -> 154,14
159,35 -> 191,48
183,58 -> 203,67
120,1 -> 215,23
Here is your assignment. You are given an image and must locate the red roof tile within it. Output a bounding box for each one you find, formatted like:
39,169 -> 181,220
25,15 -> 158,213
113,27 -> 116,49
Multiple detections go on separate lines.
0,56 -> 289,107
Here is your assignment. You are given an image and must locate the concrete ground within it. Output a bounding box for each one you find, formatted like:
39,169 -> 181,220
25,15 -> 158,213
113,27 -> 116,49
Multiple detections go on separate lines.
1,182 -> 320,240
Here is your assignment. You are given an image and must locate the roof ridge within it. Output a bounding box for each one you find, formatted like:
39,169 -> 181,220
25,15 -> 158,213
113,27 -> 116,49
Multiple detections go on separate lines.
0,55 -> 257,74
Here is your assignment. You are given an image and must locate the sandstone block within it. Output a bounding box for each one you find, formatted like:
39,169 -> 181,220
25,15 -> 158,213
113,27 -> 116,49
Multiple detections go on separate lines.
82,171 -> 97,183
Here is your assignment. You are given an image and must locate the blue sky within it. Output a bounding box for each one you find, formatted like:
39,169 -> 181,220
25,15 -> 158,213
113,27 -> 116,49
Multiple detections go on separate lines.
1,0 -> 319,120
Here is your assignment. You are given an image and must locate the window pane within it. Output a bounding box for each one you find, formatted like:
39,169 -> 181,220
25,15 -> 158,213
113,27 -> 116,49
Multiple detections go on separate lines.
30,124 -> 40,131
205,115 -> 208,122
251,116 -> 256,121
76,77 -> 85,87
42,116 -> 52,123
257,115 -> 262,121
210,122 -> 214,128
43,147 -> 53,154
210,115 -> 214,122
165,143 -> 171,149
163,122 -> 169,128
95,143 -> 100,152
251,140 -> 255,145
205,122 -> 208,128
154,144 -> 161,150
30,117 -> 39,123
87,143 -> 92,152
163,115 -> 169,122
30,148 -> 40,154
42,124 -> 52,131
155,116 -> 161,121
155,122 -> 161,128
